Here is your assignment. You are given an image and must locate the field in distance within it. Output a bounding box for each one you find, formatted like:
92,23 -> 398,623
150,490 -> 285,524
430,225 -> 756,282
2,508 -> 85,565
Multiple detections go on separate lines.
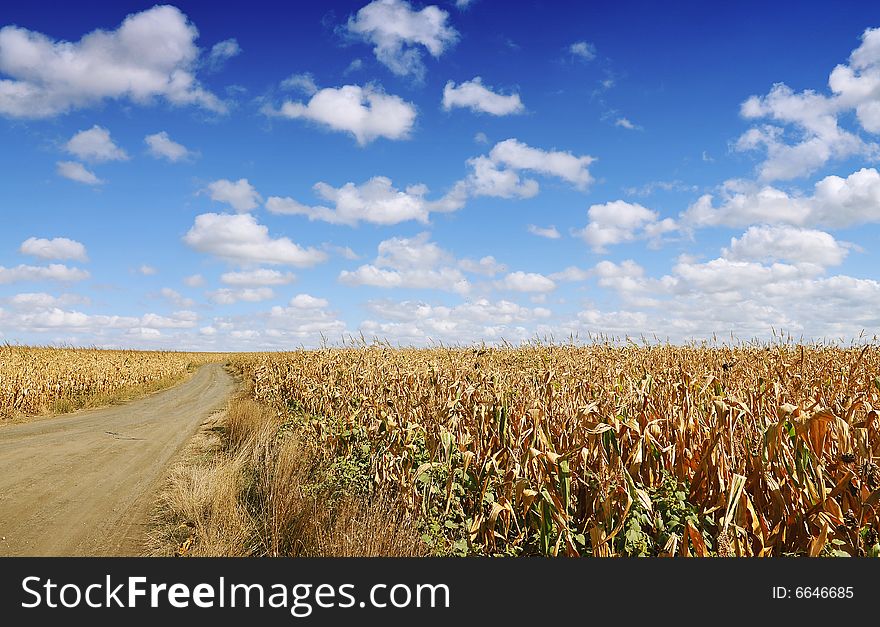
0,345 -> 226,420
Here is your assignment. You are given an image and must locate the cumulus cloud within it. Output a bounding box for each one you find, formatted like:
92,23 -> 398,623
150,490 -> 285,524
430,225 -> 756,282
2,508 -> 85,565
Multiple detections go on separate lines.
0,5 -> 225,118
463,138 -> 595,199
830,27 -> 880,133
442,77 -> 524,115
736,27 -> 880,181
220,269 -> 296,286
205,178 -> 262,212
0,263 -> 89,284
56,161 -> 102,185
458,256 -> 506,276
268,176 -> 436,226
208,287 -> 274,304
266,84 -> 417,145
183,274 -> 205,287
159,287 -> 195,308
549,266 -> 591,282
65,126 -> 128,162
183,212 -> 327,267
360,298 -> 550,345
488,139 -> 594,189
527,224 -> 561,239
339,232 -> 470,294
345,0 -> 458,79
6,292 -> 89,310
0,307 -> 198,339
145,131 -> 194,162
138,264 -> 157,276
576,200 -> 677,252
494,271 -> 556,293
19,237 -> 87,262
682,167 -> 880,228
289,293 -> 328,309
722,225 -> 849,267
465,155 -> 539,199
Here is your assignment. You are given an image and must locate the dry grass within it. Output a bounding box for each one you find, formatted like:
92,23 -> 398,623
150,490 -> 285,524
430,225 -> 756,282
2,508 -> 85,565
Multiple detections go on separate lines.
0,345 -> 225,420
148,394 -> 426,557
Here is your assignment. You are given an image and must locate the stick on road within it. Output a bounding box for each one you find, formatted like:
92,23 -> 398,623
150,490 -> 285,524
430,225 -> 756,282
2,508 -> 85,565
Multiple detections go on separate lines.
0,364 -> 234,556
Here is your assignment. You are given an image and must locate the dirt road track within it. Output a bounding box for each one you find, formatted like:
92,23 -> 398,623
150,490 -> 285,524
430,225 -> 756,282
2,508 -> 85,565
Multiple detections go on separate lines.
0,364 -> 234,556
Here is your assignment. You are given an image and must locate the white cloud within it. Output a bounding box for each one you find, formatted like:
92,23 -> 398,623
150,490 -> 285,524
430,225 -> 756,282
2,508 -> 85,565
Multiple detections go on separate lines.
289,293 -> 328,309
0,5 -> 225,118
268,175 -> 471,226
458,256 -> 506,276
208,287 -> 274,304
220,269 -> 296,286
465,155 -> 539,198
6,292 -> 88,310
280,72 -> 318,94
474,131 -> 489,144
183,212 -> 327,267
160,287 -> 195,308
494,271 -> 556,293
205,178 -> 262,213
682,167 -> 880,228
527,224 -> 561,239
266,84 -> 417,145
723,225 -> 849,267
19,237 -> 87,262
267,176 -> 434,226
138,264 -> 157,276
345,0 -> 458,79
65,126 -> 128,162
614,117 -> 640,130
576,200 -> 677,252
569,41 -> 596,61
360,298 -> 550,345
830,27 -> 880,134
736,27 -> 880,181
56,161 -> 102,185
206,38 -> 241,71
145,131 -> 194,162
0,263 -> 89,284
442,77 -> 524,115
339,232 -> 470,294
487,139 -> 595,189
0,308 -> 198,338
183,274 -> 205,287
455,0 -> 476,8
549,266 -> 591,282
340,263 -> 467,294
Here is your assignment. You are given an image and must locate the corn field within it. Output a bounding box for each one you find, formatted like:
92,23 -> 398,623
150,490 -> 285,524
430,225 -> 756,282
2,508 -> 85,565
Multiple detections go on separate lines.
231,342 -> 880,557
0,345 -> 222,419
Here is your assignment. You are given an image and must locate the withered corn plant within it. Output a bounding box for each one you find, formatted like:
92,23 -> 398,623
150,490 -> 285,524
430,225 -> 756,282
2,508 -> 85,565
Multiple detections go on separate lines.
230,340 -> 880,557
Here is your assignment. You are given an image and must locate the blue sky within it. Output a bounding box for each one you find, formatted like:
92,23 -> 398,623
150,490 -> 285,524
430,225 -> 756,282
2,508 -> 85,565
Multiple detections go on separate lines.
3,0 -> 880,349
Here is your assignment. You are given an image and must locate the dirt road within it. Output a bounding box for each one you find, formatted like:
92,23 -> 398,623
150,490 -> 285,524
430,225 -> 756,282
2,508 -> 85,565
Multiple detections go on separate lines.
0,364 -> 234,556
